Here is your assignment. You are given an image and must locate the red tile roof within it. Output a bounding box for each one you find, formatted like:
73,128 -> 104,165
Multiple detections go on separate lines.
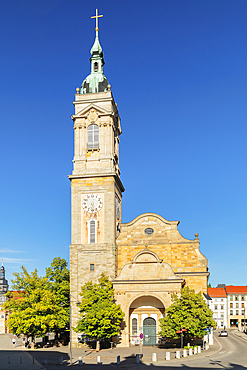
225,286 -> 247,294
208,287 -> 227,297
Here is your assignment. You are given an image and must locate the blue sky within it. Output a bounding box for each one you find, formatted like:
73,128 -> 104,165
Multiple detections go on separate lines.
0,0 -> 246,287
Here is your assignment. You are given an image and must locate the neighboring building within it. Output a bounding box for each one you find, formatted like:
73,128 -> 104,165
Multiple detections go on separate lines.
225,286 -> 247,329
0,262 -> 8,334
69,12 -> 209,347
207,287 -> 227,329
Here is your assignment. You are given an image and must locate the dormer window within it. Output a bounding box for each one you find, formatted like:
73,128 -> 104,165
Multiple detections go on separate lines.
87,124 -> 99,149
94,62 -> 98,72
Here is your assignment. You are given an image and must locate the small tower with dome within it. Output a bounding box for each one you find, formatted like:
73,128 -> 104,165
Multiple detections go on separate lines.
0,261 -> 8,307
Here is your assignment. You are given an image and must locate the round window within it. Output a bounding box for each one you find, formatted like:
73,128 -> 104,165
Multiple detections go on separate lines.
144,228 -> 154,235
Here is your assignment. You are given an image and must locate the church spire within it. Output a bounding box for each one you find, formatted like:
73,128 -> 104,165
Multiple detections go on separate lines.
80,9 -> 109,94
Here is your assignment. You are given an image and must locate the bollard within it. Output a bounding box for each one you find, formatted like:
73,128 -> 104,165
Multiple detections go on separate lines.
152,353 -> 157,362
58,356 -> 63,365
78,357 -> 83,365
97,355 -> 101,364
176,350 -> 180,359
43,357 -> 48,365
117,355 -> 120,364
198,346 -> 201,353
8,356 -> 10,364
194,347 -> 198,354
20,356 -> 22,364
136,354 -> 140,364
166,352 -> 170,361
189,348 -> 193,356
183,349 -> 187,357
205,343 -> 209,350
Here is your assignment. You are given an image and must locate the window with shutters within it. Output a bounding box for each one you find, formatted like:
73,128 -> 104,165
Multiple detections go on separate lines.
87,124 -> 99,149
87,218 -> 97,244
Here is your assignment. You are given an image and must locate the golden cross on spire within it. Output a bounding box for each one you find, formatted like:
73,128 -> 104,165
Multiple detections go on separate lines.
91,9 -> 103,32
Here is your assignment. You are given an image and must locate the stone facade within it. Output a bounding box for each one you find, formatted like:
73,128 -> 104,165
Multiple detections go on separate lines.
69,26 -> 209,347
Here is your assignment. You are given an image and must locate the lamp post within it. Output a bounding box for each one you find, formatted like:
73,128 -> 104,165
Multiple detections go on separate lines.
61,295 -> 80,365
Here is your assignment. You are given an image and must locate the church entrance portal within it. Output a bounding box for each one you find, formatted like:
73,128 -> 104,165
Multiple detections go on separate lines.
143,317 -> 156,346
129,296 -> 165,346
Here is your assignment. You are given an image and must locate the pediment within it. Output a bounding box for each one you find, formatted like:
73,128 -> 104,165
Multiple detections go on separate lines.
71,103 -> 111,120
117,213 -> 199,244
115,248 -> 181,281
125,213 -> 179,228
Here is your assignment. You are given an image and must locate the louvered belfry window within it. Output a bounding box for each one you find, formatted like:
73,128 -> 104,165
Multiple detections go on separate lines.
89,220 -> 96,243
87,124 -> 99,149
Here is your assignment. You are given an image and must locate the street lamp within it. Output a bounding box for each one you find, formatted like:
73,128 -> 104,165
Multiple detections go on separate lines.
69,294 -> 80,365
62,295 -> 80,365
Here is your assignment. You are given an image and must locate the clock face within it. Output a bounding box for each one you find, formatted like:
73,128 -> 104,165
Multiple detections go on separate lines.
82,194 -> 103,213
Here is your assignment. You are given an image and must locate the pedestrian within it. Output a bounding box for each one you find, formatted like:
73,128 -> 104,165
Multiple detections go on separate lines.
12,337 -> 16,347
22,337 -> 25,347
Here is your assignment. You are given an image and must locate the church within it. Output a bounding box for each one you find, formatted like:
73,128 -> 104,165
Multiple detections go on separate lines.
69,11 -> 209,347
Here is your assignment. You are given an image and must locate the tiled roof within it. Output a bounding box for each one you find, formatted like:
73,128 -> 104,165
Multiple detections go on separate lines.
208,287 -> 227,297
225,286 -> 247,294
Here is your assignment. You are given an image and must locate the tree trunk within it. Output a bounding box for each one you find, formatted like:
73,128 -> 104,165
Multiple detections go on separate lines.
96,339 -> 100,351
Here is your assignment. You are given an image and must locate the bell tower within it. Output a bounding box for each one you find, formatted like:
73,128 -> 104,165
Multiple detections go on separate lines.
69,9 -> 124,346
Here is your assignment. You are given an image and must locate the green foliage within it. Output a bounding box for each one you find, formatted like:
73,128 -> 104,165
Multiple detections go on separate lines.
159,286 -> 216,339
75,274 -> 124,341
45,257 -> 70,308
4,258 -> 70,340
207,283 -> 212,288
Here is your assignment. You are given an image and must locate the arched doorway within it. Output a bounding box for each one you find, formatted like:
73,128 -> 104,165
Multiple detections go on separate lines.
129,295 -> 165,346
143,317 -> 156,346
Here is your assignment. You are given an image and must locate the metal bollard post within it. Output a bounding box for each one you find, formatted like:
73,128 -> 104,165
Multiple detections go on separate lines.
97,355 -> 101,364
194,347 -> 198,354
152,353 -> 157,362
198,346 -> 201,353
189,348 -> 193,356
183,349 -> 187,357
176,350 -> 180,359
136,354 -> 140,363
166,352 -> 170,361
43,357 -> 48,365
117,355 -> 120,364
58,356 -> 63,365
78,356 -> 83,365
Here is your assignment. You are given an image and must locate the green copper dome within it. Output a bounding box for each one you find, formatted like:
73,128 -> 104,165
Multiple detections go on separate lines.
81,31 -> 109,94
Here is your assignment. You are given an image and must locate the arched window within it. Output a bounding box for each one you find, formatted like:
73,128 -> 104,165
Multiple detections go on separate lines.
94,62 -> 98,72
132,318 -> 137,336
87,124 -> 99,149
87,218 -> 97,243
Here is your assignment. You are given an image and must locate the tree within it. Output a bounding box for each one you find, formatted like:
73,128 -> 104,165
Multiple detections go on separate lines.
159,286 -> 216,340
45,257 -> 70,329
75,274 -> 124,350
4,263 -> 69,344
